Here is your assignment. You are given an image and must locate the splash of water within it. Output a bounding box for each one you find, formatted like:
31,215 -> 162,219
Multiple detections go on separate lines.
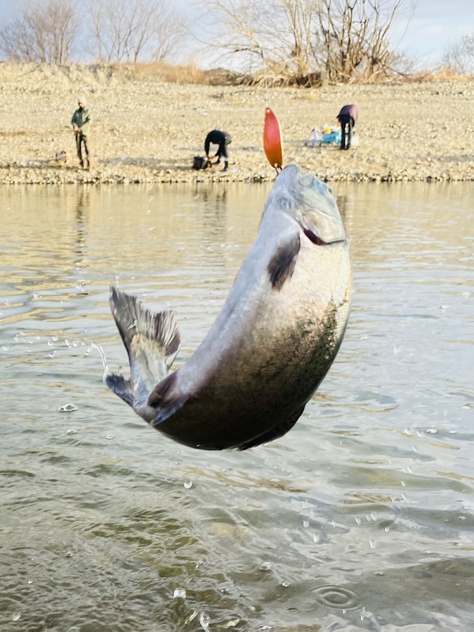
86,343 -> 109,377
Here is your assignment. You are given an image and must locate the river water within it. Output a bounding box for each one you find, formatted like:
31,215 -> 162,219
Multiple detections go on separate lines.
0,180 -> 473,632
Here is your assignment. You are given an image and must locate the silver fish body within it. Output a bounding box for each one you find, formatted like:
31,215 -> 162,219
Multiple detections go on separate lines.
106,164 -> 351,450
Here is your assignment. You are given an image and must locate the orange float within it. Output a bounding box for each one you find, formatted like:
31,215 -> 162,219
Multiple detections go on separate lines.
263,107 -> 283,170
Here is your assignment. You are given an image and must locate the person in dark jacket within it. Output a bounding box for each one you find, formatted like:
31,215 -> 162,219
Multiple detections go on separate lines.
337,104 -> 358,150
205,130 -> 232,171
71,97 -> 92,169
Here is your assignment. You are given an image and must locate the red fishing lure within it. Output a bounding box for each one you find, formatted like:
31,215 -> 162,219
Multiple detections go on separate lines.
263,107 -> 283,170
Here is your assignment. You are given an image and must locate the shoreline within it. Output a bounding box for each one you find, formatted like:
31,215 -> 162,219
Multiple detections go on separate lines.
0,63 -> 473,184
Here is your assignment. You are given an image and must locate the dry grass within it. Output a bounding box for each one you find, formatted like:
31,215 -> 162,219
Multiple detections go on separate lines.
399,66 -> 474,83
114,61 -> 474,87
127,61 -> 209,84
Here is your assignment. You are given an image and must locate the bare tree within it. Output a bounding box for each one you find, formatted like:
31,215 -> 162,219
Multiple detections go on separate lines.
443,34 -> 474,77
0,0 -> 79,63
85,0 -> 188,64
197,0 -> 412,82
316,0 -> 411,82
197,0 -> 321,77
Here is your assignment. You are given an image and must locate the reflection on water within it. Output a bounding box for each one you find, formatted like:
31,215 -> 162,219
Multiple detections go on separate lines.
0,181 -> 473,632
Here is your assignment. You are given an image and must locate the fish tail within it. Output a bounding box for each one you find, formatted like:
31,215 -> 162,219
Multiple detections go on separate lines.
106,287 -> 181,408
105,373 -> 134,407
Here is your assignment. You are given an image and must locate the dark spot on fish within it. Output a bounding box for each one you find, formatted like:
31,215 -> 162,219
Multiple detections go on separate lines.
268,233 -> 300,290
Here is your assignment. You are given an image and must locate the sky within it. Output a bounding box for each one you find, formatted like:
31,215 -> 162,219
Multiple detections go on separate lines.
0,0 -> 472,67
387,0 -> 473,65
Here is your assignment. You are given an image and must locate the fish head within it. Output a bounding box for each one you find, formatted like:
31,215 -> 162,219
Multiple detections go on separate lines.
267,164 -> 346,245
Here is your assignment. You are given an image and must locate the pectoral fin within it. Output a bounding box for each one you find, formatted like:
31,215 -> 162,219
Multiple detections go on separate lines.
148,371 -> 190,425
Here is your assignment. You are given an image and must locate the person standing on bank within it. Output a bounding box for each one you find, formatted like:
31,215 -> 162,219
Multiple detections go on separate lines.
337,104 -> 358,150
205,130 -> 232,172
71,97 -> 92,169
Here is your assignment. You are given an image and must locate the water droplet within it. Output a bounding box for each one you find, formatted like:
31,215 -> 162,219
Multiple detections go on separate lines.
173,587 -> 186,599
66,429 -> 77,435
313,585 -> 360,610
360,606 -> 372,620
27,579 -> 33,585
87,343 -> 108,371
199,612 -> 211,632
11,612 -> 21,621
58,403 -> 77,413
184,480 -> 193,489
184,610 -> 198,624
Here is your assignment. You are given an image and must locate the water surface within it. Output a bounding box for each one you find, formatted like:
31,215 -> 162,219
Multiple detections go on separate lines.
0,181 -> 473,632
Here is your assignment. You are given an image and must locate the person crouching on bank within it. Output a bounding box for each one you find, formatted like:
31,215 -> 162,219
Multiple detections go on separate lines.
205,130 -> 232,172
337,104 -> 358,151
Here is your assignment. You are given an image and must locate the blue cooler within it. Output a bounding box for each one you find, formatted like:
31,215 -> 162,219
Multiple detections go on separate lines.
322,129 -> 341,144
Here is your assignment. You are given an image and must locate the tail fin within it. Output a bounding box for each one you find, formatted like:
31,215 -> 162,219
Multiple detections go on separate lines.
106,287 -> 181,409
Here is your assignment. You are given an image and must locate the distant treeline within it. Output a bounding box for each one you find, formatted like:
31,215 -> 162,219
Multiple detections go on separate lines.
1,0 -> 472,82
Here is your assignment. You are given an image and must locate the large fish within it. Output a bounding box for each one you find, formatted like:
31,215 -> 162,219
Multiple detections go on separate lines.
106,164 -> 351,450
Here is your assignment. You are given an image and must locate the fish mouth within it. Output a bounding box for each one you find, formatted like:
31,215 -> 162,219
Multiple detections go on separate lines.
275,165 -> 347,245
303,227 -> 346,246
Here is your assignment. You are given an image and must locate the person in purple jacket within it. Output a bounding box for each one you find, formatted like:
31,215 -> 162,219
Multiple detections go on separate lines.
337,104 -> 359,150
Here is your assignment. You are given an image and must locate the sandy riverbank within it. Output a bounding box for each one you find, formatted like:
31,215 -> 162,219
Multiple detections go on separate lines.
0,63 -> 473,184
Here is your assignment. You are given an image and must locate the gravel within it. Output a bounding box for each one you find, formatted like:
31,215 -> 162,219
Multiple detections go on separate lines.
1,62 -> 473,184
